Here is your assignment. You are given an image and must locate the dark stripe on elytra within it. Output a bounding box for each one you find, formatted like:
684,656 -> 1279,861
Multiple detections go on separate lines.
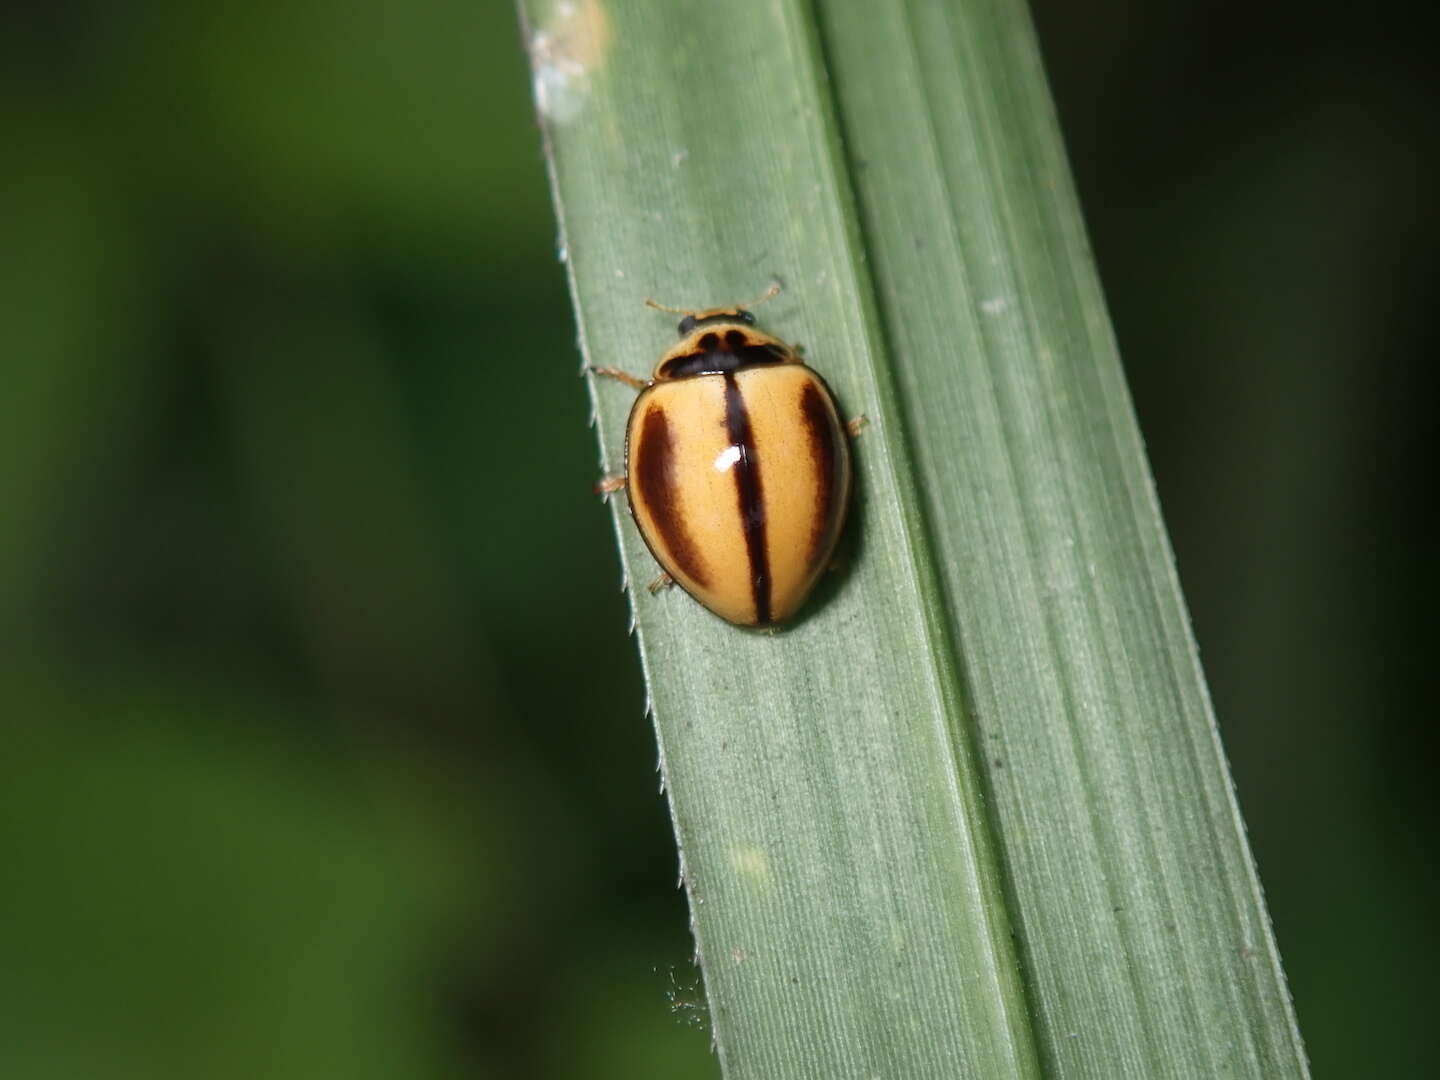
723,373 -> 772,625
800,381 -> 839,565
634,405 -> 709,587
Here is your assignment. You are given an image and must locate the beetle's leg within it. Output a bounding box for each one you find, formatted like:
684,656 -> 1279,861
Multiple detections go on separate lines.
647,571 -> 675,594
587,366 -> 649,391
846,415 -> 868,438
595,474 -> 627,496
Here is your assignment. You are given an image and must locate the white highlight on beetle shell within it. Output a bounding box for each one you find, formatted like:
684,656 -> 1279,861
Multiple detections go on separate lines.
712,445 -> 742,473
528,0 -> 610,125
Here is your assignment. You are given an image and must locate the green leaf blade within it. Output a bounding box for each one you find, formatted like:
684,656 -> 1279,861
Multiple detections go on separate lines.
520,0 -> 1305,1076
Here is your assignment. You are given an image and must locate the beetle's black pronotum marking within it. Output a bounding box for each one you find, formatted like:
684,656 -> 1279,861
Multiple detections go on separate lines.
634,405 -> 709,587
800,380 -> 839,565
660,345 -> 784,379
657,330 -> 788,379
723,373 -> 771,624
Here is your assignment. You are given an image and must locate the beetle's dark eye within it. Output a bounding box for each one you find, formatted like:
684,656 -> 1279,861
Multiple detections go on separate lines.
677,315 -> 697,336
725,329 -> 747,349
699,332 -> 720,349
736,309 -> 756,324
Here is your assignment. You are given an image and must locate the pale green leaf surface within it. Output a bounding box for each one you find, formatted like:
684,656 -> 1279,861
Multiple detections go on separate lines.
520,1 -> 1305,1077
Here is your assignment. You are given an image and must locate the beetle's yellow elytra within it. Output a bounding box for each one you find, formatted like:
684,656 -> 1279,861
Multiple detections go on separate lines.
616,307 -> 851,627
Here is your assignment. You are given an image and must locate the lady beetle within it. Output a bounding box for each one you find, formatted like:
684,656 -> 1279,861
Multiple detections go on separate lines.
592,286 -> 855,627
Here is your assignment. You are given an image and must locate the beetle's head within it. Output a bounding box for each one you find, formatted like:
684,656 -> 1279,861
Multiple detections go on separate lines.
677,308 -> 755,336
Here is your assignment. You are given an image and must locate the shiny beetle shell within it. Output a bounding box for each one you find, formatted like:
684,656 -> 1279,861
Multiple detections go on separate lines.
623,308 -> 851,626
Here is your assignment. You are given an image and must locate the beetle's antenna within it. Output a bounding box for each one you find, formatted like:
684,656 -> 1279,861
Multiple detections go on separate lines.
644,297 -> 695,316
740,279 -> 783,309
644,279 -> 784,316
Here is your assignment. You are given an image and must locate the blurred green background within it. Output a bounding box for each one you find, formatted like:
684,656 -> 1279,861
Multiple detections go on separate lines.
0,1 -> 1432,1077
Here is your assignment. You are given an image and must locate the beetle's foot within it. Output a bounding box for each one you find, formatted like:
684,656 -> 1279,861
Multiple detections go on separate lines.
647,571 -> 675,594
587,366 -> 649,391
595,474 -> 627,496
846,415 -> 868,438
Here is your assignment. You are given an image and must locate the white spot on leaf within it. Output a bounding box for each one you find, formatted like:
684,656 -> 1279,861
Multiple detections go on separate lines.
728,845 -> 773,886
528,0 -> 610,125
